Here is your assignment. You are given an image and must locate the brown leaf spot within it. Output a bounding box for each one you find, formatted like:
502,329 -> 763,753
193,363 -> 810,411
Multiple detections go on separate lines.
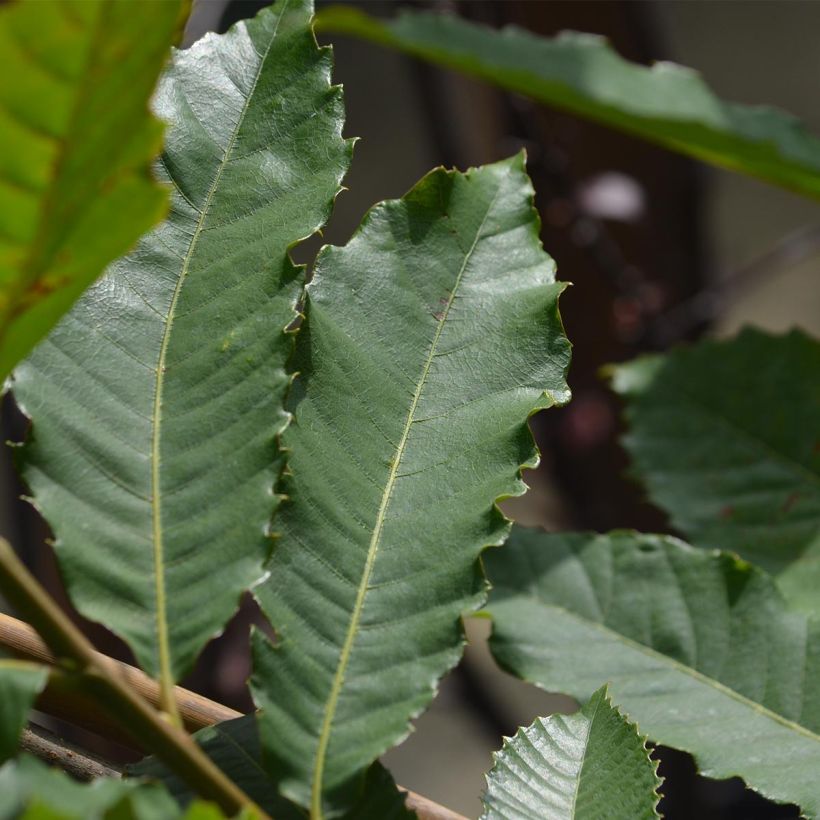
781,492 -> 801,514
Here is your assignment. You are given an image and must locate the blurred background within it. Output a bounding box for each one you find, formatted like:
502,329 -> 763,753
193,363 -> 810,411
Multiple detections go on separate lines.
3,1 -> 820,817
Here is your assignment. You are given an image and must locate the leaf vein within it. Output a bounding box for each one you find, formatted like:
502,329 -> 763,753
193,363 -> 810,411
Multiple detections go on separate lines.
308,168 -> 508,816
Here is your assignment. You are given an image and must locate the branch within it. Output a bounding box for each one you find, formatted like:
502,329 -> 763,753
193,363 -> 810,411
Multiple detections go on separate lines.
403,790 -> 469,820
0,609 -> 467,819
0,538 -> 269,819
20,724 -> 120,781
0,611 -> 237,738
19,725 -> 467,820
649,223 -> 820,345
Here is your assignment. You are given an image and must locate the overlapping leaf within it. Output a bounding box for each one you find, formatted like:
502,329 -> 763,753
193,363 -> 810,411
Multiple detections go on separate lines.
609,328 -> 820,613
486,528 -> 820,816
132,716 -> 414,819
12,0 -> 351,699
0,661 -> 47,763
0,754 -> 182,820
0,0 -> 184,380
316,6 -> 820,200
251,152 -> 571,816
481,687 -> 660,820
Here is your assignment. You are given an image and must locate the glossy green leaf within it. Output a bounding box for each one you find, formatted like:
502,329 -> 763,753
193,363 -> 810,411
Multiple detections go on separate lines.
251,152 -> 571,816
0,0 -> 184,381
316,6 -> 820,201
0,661 -> 48,763
11,0 -> 351,698
481,686 -> 660,820
0,754 -> 180,820
486,529 -> 820,817
132,716 -> 414,819
609,328 -> 820,614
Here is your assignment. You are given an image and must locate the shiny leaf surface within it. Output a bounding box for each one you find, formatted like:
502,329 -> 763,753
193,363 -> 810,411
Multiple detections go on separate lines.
481,687 -> 660,820
12,0 -> 351,698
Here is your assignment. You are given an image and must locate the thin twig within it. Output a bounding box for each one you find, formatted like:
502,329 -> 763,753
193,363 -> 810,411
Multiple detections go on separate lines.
0,538 -> 269,819
403,790 -> 469,820
20,724 -> 121,782
649,223 -> 820,345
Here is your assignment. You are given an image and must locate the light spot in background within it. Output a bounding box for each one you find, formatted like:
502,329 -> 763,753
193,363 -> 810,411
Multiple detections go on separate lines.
576,171 -> 646,222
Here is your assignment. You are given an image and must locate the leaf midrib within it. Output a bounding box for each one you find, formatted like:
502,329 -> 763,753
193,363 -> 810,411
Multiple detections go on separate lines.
149,3 -> 287,703
309,172 -> 506,818
569,694 -> 600,817
499,593 -> 820,744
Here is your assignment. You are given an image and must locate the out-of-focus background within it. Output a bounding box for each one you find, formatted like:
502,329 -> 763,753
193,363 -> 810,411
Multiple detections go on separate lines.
3,1 -> 820,817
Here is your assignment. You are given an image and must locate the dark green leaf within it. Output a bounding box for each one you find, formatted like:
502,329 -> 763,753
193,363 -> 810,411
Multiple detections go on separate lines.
131,716 -> 414,819
0,0 -> 184,380
316,6 -> 820,201
481,686 -> 660,820
609,328 -> 820,613
131,716 -> 303,820
12,0 -> 351,699
486,528 -> 820,817
0,661 -> 47,763
251,152 -> 571,815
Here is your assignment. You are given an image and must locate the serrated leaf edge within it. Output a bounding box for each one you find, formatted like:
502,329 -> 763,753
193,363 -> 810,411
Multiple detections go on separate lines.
480,685 -> 662,819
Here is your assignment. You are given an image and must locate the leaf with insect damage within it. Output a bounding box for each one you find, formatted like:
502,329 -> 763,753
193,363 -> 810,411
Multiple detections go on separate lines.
251,152 -> 571,816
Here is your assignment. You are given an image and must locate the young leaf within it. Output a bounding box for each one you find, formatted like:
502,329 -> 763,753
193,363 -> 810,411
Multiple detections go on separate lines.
0,754 -> 181,820
481,687 -> 660,820
132,716 -> 414,819
609,328 -> 820,614
316,7 -> 820,201
0,0 -> 184,380
11,0 -> 351,705
251,152 -> 571,816
486,529 -> 820,817
0,661 -> 48,763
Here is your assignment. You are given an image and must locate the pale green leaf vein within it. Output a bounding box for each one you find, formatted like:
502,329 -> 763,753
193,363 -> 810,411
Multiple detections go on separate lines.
309,170 -> 506,817
569,697 -> 597,816
149,1 -> 289,708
